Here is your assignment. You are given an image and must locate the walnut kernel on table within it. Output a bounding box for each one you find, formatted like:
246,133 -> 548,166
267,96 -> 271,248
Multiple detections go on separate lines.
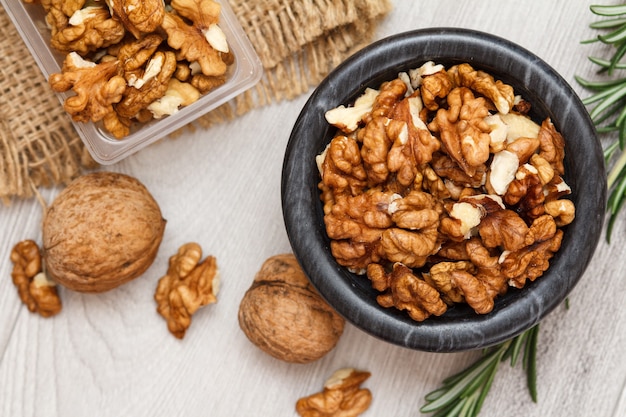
238,254 -> 345,364
155,243 -> 220,339
42,171 -> 166,293
296,368 -> 372,417
318,61 -> 576,322
10,240 -> 62,318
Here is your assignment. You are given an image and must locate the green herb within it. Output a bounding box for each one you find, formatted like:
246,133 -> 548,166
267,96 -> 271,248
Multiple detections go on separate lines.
420,325 -> 539,417
577,3 -> 626,240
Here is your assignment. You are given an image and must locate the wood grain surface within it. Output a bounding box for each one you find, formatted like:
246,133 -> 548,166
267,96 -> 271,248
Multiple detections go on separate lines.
1,1 -> 624,416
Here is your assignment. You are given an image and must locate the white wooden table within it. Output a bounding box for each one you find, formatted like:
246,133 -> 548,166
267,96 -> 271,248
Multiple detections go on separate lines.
2,1 -> 625,416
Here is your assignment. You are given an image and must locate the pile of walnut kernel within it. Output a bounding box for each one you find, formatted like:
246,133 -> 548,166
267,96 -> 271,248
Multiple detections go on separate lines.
318,61 -> 576,322
24,0 -> 233,138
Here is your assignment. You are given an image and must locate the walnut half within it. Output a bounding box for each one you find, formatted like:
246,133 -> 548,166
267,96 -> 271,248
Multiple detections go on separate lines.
10,240 -> 62,318
296,368 -> 373,417
106,0 -> 166,39
155,242 -> 220,339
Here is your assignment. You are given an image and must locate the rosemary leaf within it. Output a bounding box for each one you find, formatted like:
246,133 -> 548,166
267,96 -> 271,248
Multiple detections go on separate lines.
619,116 -> 626,147
608,41 -> 626,74
575,74 -> 626,89
432,398 -> 466,417
590,4 -> 626,16
420,352 -> 501,413
460,391 -> 479,417
607,143 -> 626,188
472,359 -> 500,415
605,140 -> 620,160
607,167 -> 626,220
524,326 -> 539,403
421,326 -> 539,417
590,16 -> 626,28
594,99 -> 626,126
588,83 -> 626,121
581,37 -> 601,44
606,188 -> 626,240
503,330 -> 527,367
588,55 -> 626,69
614,102 -> 626,128
579,80 -> 626,104
598,23 -> 626,44
598,125 -> 620,134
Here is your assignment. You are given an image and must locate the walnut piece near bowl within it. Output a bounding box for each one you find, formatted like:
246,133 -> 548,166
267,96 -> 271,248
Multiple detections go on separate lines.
42,171 -> 166,293
238,254 -> 345,364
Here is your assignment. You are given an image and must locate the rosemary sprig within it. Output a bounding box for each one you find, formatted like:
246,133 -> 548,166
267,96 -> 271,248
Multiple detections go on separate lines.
420,325 -> 539,417
577,3 -> 626,241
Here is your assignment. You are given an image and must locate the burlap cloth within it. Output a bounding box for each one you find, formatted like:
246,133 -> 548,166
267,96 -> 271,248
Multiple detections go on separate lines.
0,0 -> 392,202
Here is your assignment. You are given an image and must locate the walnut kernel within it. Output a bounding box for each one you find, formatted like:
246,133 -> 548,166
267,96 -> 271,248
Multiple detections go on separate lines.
155,242 -> 220,339
296,368 -> 372,417
10,240 -> 62,317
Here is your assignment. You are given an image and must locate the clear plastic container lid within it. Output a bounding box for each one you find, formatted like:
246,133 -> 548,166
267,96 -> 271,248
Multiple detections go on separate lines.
1,0 -> 263,164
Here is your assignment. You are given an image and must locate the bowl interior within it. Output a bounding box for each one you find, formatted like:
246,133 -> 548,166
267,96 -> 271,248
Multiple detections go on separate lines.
282,28 -> 606,352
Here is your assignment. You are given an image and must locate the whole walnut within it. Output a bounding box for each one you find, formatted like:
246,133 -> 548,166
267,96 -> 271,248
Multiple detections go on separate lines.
238,254 -> 345,364
42,171 -> 166,293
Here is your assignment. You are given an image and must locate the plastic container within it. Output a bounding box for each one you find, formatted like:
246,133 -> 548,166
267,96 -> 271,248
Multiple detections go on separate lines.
1,0 -> 263,164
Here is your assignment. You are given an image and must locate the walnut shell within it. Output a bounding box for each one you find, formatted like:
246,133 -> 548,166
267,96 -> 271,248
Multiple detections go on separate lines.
238,254 -> 345,364
42,172 -> 166,293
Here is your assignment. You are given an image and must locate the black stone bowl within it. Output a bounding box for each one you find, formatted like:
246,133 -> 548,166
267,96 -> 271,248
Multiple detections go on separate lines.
281,28 -> 606,352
